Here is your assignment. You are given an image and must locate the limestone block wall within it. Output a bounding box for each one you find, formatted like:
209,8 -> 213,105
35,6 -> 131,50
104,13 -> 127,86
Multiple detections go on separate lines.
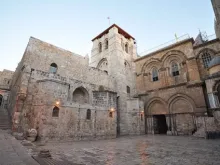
9,65 -> 118,140
194,40 -> 220,79
90,26 -> 138,135
126,99 -> 145,135
135,39 -> 201,94
31,79 -> 117,140
141,85 -> 207,135
0,69 -> 14,88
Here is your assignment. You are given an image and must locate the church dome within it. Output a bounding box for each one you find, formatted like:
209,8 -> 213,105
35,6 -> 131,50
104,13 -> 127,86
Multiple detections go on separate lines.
208,56 -> 220,68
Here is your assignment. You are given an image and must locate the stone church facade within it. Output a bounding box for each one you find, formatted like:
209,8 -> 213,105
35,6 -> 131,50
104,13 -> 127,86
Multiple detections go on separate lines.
0,0 -> 220,141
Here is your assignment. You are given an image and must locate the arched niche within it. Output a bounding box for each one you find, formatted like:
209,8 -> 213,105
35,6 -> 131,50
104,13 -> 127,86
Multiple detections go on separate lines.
97,58 -> 108,73
72,87 -> 89,104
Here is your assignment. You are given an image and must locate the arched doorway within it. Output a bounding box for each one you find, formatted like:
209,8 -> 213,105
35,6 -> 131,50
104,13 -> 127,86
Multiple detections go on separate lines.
145,99 -> 168,134
0,95 -> 3,107
169,96 -> 195,135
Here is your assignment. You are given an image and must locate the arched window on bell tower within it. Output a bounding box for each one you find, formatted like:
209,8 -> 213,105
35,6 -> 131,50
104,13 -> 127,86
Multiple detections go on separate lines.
99,42 -> 102,53
125,43 -> 128,53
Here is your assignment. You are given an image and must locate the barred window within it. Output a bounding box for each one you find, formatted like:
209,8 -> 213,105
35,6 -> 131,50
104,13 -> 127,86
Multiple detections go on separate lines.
171,62 -> 179,77
202,51 -> 212,68
152,68 -> 159,81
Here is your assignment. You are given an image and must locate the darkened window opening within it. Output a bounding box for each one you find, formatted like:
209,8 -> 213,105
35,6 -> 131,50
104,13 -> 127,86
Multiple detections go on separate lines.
171,62 -> 179,77
52,106 -> 59,117
125,43 -> 128,53
86,109 -> 91,120
109,111 -> 113,118
127,86 -> 130,94
99,42 -> 102,53
0,95 -> 3,106
105,39 -> 108,49
141,114 -> 143,121
49,63 -> 58,74
152,68 -> 159,81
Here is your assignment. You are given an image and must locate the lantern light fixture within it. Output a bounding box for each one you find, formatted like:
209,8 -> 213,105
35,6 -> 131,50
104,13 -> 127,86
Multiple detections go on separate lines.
55,101 -> 60,106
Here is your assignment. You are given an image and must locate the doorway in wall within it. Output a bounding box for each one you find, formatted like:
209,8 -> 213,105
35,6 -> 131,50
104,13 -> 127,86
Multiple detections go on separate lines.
153,115 -> 168,134
0,95 -> 2,108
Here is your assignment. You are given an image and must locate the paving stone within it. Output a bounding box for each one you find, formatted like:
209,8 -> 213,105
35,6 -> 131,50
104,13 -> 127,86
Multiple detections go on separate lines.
33,135 -> 220,165
0,129 -> 39,165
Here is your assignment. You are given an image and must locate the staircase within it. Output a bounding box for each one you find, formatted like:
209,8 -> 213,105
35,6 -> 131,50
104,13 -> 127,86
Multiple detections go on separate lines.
0,108 -> 11,130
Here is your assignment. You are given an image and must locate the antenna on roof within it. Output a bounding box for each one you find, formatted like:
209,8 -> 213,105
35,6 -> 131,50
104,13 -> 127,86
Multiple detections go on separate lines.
107,17 -> 110,26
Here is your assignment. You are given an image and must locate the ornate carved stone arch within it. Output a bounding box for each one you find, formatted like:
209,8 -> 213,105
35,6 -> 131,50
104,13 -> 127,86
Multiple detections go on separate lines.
168,93 -> 196,114
213,80 -> 220,93
141,58 -> 161,73
161,50 -> 187,68
97,58 -> 108,68
145,97 -> 168,115
196,48 -> 216,59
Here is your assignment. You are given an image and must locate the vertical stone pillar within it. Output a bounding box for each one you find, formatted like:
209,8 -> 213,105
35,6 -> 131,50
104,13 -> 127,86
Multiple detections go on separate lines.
208,93 -> 219,108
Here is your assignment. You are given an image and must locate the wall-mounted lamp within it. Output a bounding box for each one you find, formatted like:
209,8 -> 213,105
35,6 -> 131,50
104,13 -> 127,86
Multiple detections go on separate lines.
110,108 -> 115,112
55,101 -> 60,106
141,110 -> 144,114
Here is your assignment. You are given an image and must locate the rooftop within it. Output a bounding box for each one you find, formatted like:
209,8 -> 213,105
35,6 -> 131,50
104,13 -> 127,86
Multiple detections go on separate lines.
92,24 -> 135,41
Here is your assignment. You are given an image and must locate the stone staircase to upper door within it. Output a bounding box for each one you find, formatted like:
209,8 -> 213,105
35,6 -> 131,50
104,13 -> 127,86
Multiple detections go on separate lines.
0,108 -> 11,130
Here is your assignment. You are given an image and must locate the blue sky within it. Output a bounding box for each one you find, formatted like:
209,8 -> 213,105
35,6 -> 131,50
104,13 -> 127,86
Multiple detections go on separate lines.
0,0 -> 215,71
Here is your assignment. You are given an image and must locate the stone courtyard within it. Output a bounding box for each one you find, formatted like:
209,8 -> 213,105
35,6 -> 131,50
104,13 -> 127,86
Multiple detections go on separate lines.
29,135 -> 220,165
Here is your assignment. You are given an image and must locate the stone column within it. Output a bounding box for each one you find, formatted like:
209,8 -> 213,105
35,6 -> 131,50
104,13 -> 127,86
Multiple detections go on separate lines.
208,93 -> 219,108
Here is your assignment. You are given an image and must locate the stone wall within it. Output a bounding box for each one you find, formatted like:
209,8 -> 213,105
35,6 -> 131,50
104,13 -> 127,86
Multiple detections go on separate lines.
135,39 -> 202,94
90,25 -> 139,136
9,67 -> 118,140
0,69 -> 14,109
193,39 -> 220,79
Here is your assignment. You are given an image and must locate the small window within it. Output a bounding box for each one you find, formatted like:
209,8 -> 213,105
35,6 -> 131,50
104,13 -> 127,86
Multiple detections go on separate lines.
152,68 -> 159,81
171,62 -> 179,77
105,39 -> 108,49
52,106 -> 59,117
125,43 -> 128,53
141,113 -> 143,121
109,111 -> 113,118
49,63 -> 58,74
127,86 -> 130,94
121,39 -> 124,50
202,51 -> 212,68
99,42 -> 102,53
86,109 -> 91,120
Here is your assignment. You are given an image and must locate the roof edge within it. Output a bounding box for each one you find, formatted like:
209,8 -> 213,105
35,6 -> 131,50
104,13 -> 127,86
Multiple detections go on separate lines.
91,24 -> 135,41
134,38 -> 194,62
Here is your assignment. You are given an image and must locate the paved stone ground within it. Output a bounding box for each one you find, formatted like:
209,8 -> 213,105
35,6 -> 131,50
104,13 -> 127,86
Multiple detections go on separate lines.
0,129 -> 39,165
35,135 -> 220,165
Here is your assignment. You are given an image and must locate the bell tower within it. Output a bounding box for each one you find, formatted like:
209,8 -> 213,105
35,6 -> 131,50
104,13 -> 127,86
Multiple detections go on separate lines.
90,24 -> 137,135
212,0 -> 220,38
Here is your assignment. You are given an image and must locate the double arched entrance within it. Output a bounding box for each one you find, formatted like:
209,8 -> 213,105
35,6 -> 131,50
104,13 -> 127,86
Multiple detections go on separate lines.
145,95 -> 195,135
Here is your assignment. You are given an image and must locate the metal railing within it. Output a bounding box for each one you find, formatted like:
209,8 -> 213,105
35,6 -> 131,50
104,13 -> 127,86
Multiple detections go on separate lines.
138,34 -> 190,56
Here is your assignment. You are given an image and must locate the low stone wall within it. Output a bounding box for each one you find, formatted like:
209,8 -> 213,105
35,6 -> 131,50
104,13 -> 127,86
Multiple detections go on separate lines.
193,116 -> 219,138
